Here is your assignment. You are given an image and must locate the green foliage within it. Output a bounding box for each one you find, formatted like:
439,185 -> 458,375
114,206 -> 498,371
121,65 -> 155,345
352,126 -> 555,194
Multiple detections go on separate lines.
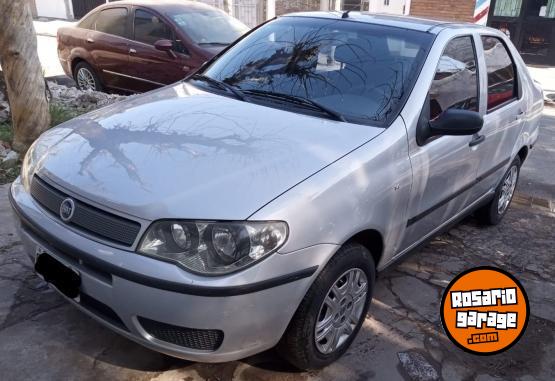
0,122 -> 12,143
0,103 -> 85,144
49,103 -> 81,127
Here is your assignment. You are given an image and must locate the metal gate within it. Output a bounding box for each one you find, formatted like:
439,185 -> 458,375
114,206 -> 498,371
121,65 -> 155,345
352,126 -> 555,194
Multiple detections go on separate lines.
233,0 -> 263,28
197,0 -> 263,28
72,0 -> 106,19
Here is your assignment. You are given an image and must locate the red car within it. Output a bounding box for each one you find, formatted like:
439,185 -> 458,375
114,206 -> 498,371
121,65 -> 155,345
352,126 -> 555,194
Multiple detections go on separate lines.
57,0 -> 249,93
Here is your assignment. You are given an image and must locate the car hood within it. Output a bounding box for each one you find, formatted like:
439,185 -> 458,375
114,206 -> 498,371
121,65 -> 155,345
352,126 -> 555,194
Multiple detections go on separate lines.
35,83 -> 383,221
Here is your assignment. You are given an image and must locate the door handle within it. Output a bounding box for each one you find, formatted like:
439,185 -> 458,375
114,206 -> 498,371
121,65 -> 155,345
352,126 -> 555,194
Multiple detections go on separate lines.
86,38 -> 94,43
469,134 -> 485,147
129,48 -> 137,54
515,110 -> 524,120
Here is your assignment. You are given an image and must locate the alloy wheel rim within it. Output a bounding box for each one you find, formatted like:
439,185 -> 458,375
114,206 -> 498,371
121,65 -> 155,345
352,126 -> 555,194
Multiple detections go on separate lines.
77,68 -> 96,90
498,165 -> 518,215
315,268 -> 368,354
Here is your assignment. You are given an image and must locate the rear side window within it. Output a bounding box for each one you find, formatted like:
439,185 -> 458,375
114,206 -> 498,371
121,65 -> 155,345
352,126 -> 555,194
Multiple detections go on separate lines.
95,8 -> 128,37
134,9 -> 173,45
78,13 -> 97,30
429,36 -> 478,120
481,36 -> 517,111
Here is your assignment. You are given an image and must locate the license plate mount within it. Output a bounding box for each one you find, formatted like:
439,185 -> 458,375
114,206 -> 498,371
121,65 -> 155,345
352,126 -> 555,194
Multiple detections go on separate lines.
35,253 -> 81,299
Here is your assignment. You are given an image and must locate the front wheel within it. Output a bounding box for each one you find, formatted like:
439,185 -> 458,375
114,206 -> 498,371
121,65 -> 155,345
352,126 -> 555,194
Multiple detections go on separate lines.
475,156 -> 521,225
277,243 -> 375,370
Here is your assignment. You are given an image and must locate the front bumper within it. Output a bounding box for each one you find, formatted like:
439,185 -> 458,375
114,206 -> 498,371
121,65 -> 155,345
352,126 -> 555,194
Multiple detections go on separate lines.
9,179 -> 337,362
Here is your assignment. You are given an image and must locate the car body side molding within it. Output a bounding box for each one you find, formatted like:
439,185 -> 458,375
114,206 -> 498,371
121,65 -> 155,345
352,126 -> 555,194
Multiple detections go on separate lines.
406,157 -> 510,227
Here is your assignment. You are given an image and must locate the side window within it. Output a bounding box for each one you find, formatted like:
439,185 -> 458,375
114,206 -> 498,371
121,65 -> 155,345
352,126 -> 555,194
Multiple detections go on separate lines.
134,9 -> 173,45
481,36 -> 517,111
429,36 -> 479,120
95,8 -> 128,37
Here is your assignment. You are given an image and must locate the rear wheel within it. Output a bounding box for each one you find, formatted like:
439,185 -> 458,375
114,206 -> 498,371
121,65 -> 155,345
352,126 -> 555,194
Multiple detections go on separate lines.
74,61 -> 103,92
277,243 -> 375,370
475,156 -> 521,225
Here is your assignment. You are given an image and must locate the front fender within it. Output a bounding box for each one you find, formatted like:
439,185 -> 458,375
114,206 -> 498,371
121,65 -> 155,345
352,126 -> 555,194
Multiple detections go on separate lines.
250,117 -> 412,271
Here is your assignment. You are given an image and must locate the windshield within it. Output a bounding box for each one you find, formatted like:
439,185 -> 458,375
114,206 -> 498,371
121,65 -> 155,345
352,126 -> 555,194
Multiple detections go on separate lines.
170,9 -> 249,45
201,17 -> 434,125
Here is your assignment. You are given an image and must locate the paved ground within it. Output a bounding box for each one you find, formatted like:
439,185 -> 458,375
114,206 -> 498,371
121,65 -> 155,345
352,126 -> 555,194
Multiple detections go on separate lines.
0,111 -> 554,380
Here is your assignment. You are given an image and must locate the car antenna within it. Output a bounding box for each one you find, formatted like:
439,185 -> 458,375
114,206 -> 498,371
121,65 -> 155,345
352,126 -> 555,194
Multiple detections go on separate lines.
342,10 -> 351,18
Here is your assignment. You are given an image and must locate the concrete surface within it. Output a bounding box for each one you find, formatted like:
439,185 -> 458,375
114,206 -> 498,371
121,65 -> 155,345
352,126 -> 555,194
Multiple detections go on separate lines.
35,19 -> 74,83
33,19 -> 75,38
0,111 -> 554,380
527,66 -> 555,94
518,107 -> 555,203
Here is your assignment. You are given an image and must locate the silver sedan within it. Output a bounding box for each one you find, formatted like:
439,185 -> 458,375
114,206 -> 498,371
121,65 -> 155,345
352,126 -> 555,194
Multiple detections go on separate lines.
10,11 -> 543,370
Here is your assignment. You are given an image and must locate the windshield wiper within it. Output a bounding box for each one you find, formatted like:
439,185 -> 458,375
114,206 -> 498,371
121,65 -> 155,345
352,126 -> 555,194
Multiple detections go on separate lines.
242,89 -> 347,122
191,74 -> 246,101
198,42 -> 230,46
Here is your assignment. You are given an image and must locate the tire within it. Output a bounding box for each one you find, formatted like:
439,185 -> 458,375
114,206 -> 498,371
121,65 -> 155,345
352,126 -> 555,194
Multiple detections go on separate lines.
277,243 -> 376,370
475,156 -> 521,225
74,61 -> 103,92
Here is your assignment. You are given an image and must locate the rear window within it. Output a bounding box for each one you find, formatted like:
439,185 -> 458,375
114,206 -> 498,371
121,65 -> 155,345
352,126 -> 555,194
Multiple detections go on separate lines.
481,36 -> 517,111
95,8 -> 128,38
78,12 -> 97,30
202,17 -> 434,126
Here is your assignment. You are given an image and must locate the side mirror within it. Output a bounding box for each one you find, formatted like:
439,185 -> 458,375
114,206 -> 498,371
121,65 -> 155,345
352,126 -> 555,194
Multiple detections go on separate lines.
417,108 -> 483,145
154,39 -> 173,52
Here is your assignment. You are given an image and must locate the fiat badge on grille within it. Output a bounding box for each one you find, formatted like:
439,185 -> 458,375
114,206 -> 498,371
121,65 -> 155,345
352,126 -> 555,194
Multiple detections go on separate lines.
59,198 -> 75,222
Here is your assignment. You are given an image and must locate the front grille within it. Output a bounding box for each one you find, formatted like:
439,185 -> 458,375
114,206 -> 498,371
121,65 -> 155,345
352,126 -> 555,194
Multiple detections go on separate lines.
138,317 -> 224,351
31,176 -> 141,246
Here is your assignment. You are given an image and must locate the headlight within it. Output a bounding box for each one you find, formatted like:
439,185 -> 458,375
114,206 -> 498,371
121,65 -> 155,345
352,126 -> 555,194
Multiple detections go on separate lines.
137,221 -> 288,275
20,140 -> 41,192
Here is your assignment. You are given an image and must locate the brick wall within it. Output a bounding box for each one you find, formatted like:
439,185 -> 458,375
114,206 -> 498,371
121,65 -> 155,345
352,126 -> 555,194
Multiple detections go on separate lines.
410,0 -> 475,22
275,0 -> 321,16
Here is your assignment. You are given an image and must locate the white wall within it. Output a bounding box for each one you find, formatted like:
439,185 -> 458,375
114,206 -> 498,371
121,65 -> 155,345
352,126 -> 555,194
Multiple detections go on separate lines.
35,0 -> 73,19
368,0 -> 406,15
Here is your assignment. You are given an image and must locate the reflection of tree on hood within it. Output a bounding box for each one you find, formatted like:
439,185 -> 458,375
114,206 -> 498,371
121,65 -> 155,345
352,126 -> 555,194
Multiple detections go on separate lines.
72,115 -> 261,188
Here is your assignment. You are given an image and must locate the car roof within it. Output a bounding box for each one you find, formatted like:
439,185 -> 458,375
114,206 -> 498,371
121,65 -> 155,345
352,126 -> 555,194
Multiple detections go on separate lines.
98,0 -> 218,13
283,11 -> 487,34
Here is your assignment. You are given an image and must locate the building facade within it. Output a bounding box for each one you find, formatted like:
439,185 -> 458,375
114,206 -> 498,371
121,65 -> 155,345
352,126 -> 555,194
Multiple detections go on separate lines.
487,0 -> 555,64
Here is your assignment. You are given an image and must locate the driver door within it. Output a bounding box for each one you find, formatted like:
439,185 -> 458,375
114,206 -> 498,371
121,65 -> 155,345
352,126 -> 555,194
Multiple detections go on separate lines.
126,8 -> 194,92
399,35 -> 484,251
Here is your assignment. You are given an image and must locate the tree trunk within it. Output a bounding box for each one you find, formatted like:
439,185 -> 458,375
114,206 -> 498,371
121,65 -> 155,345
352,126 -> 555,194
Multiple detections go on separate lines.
223,0 -> 231,15
0,0 -> 50,154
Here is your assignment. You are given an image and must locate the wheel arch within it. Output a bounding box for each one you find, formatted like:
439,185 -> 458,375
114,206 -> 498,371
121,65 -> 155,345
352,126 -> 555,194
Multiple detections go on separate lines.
517,145 -> 529,165
343,229 -> 384,270
70,57 -> 87,77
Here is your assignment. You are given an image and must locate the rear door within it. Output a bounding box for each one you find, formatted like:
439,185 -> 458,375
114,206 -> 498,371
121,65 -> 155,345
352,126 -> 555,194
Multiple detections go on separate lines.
125,7 -> 194,92
87,7 -> 131,91
472,35 -> 525,196
400,35 -> 483,251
